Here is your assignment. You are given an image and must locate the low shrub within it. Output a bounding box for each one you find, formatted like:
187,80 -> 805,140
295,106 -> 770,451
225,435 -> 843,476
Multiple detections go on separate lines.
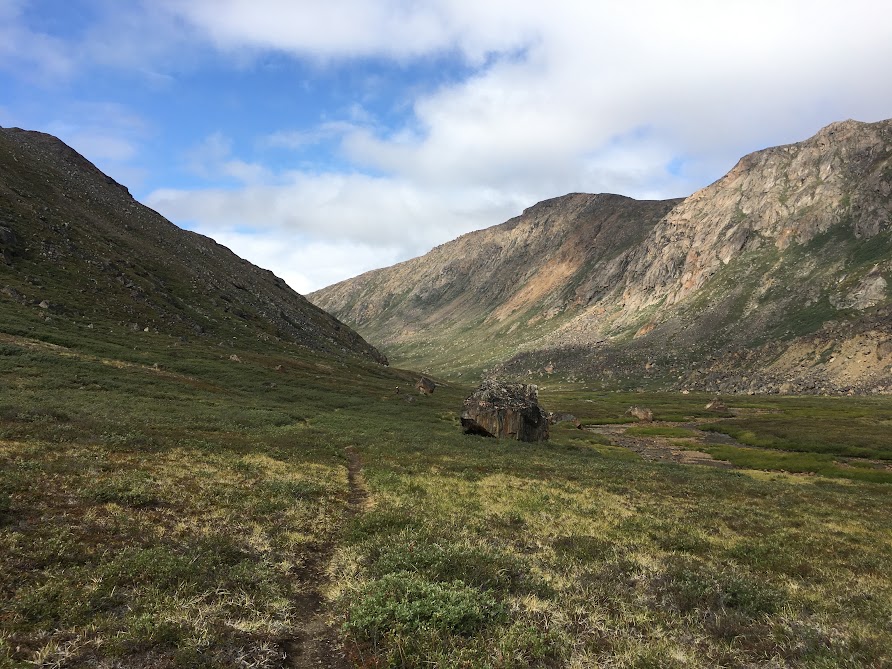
345,572 -> 505,644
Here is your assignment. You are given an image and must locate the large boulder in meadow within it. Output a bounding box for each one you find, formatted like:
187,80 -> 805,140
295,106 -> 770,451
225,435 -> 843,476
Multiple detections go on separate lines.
461,380 -> 549,442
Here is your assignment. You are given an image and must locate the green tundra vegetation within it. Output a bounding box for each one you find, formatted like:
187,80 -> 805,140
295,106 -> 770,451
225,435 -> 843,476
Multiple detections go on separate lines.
1,304 -> 891,668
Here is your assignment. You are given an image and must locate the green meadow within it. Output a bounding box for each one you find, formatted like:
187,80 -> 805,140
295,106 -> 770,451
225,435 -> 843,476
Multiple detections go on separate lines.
1,321 -> 891,668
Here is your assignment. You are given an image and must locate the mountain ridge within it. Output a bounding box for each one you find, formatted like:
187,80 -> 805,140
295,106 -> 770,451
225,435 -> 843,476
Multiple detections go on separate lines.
311,118 -> 892,393
0,126 -> 387,364
313,191 -> 681,379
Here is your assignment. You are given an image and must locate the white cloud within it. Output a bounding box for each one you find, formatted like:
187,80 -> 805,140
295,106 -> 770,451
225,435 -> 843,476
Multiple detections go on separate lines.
147,171 -> 527,250
158,0 -> 536,63
155,0 -> 892,199
184,228 -> 405,294
0,0 -> 76,81
333,1 -> 892,196
262,121 -> 362,150
184,133 -> 273,184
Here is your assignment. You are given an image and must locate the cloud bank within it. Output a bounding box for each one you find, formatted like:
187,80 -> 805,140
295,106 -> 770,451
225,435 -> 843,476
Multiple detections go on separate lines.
7,1 -> 892,292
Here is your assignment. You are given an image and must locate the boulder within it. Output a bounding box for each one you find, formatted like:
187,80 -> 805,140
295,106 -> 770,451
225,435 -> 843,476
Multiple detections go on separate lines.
461,380 -> 549,442
549,412 -> 581,428
0,226 -> 17,264
704,397 -> 727,411
0,227 -> 16,247
415,376 -> 436,395
626,405 -> 653,422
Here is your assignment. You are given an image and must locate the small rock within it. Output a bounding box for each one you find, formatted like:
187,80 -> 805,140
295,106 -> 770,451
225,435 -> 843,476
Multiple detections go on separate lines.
0,226 -> 17,248
1,286 -> 25,303
704,397 -> 727,411
229,354 -> 241,363
38,300 -> 50,309
549,412 -> 581,428
0,227 -> 18,264
626,406 -> 653,422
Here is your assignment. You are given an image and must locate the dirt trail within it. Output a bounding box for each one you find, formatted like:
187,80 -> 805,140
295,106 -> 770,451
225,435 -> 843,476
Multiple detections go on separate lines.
586,423 -> 735,468
283,447 -> 368,668
344,446 -> 369,514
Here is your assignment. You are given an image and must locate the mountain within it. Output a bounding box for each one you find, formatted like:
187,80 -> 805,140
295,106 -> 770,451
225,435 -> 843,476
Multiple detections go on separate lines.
0,127 -> 386,364
312,193 -> 680,376
311,119 -> 892,394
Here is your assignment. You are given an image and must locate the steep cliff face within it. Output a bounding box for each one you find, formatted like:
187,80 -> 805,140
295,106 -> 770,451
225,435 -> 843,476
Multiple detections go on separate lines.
0,127 -> 386,363
619,119 -> 892,312
505,120 -> 892,393
312,119 -> 892,393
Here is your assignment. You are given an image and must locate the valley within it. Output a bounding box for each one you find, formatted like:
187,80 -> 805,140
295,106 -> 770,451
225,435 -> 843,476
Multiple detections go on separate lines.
1,125 -> 891,668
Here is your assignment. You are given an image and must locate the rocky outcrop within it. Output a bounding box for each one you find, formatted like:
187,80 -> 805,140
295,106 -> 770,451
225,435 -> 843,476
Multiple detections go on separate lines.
618,119 -> 892,312
461,380 -> 549,442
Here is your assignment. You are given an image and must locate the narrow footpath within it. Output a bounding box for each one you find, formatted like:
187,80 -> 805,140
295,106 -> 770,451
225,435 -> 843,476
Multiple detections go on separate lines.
283,447 -> 368,668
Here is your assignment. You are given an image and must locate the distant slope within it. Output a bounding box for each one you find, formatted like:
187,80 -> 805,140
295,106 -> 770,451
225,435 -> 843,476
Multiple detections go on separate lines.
0,127 -> 386,364
312,193 -> 680,375
312,119 -> 892,393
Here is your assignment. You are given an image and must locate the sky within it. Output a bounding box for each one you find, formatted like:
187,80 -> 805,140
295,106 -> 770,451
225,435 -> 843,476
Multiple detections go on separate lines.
2,1 -> 892,293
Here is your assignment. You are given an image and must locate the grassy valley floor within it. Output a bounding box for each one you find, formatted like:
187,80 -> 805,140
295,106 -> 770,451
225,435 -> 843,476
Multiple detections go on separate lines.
1,329 -> 891,667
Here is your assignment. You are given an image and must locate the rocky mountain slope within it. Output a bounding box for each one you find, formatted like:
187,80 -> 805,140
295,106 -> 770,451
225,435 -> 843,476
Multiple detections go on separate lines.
312,119 -> 892,394
0,127 -> 386,363
313,193 -> 680,376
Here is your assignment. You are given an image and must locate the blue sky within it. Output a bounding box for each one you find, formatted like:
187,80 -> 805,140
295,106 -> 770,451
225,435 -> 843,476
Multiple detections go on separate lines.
3,0 -> 892,292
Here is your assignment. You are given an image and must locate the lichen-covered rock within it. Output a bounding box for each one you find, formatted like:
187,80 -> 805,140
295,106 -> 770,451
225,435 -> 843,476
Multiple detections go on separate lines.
549,412 -> 580,428
461,380 -> 549,442
415,376 -> 436,395
626,405 -> 653,422
705,397 -> 727,411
